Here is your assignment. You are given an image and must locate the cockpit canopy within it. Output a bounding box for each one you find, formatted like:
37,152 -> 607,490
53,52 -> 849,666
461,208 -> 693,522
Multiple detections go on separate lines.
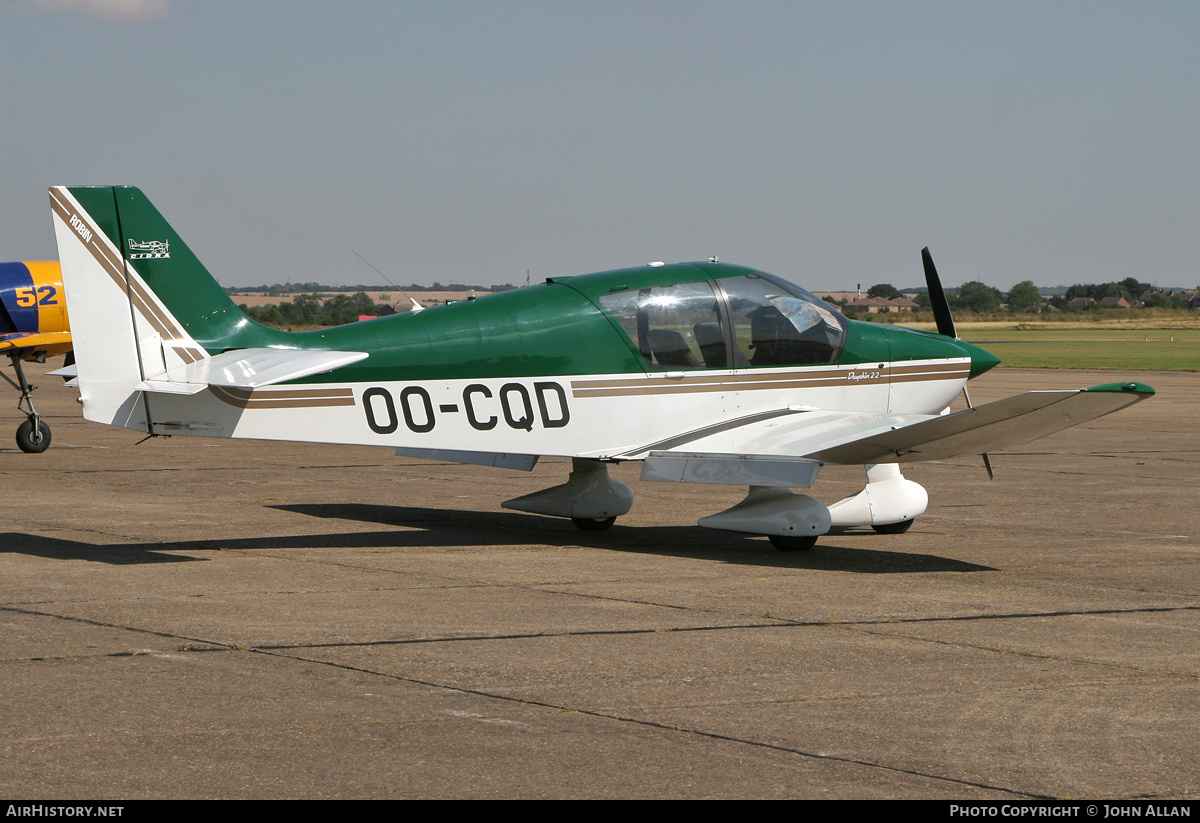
599,271 -> 848,371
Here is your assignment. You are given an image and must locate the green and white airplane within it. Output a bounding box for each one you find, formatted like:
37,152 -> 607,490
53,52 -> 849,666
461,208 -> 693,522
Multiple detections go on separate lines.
50,186 -> 1153,550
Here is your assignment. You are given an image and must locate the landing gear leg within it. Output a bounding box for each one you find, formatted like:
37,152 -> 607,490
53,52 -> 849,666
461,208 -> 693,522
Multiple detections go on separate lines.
3,353 -> 51,453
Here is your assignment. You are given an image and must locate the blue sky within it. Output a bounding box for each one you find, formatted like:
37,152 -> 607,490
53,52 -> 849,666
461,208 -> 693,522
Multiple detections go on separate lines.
2,0 -> 1197,291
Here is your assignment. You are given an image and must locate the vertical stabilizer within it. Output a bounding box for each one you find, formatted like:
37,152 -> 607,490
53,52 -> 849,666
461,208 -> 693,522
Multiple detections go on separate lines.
50,186 -> 215,428
58,186 -> 254,348
51,186 -> 366,432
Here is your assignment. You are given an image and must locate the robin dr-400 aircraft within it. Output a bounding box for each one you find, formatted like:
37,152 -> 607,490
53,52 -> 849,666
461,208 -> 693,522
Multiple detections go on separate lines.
50,186 -> 1153,550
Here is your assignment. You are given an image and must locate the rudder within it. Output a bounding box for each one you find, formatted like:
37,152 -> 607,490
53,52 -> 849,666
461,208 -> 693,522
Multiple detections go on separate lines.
50,186 -> 212,428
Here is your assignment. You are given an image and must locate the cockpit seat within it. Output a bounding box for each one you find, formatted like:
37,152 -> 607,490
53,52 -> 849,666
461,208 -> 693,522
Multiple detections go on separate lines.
646,329 -> 701,368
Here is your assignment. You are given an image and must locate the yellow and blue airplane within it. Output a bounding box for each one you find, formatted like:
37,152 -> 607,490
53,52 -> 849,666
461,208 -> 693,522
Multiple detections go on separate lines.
49,186 -> 1152,550
0,261 -> 70,452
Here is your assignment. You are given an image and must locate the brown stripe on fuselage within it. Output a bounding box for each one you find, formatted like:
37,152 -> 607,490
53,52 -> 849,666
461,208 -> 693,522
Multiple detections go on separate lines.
570,361 -> 969,398
210,385 -> 356,410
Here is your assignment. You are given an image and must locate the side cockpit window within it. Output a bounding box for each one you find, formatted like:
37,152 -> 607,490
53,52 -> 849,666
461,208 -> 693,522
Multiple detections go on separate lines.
599,281 -> 726,371
598,272 -> 847,372
719,273 -> 847,366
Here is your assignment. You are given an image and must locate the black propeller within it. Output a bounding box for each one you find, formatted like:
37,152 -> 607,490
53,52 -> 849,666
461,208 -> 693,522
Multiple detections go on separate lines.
921,247 -> 994,479
922,246 -> 956,339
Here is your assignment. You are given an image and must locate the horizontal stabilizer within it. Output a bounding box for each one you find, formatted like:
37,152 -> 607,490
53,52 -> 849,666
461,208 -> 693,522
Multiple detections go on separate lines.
807,382 -> 1154,464
136,379 -> 208,395
49,363 -> 80,387
47,364 -> 78,378
135,348 -> 368,393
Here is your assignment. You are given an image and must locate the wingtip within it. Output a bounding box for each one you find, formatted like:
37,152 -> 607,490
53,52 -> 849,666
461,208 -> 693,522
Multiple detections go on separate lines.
1082,381 -> 1155,396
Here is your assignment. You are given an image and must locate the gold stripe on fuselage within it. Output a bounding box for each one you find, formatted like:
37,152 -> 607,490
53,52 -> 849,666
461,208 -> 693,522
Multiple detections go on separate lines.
569,361 -> 969,398
209,385 -> 357,410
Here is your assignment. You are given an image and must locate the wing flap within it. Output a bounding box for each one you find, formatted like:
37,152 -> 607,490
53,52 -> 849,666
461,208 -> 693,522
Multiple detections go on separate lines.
394,448 -> 539,471
641,452 -> 822,487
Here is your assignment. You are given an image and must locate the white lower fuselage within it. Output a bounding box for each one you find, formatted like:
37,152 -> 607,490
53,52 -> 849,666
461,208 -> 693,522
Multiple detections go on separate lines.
113,357 -> 971,464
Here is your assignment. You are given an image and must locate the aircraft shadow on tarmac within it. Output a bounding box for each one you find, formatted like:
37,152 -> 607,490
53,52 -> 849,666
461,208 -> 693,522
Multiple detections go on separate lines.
268,503 -> 996,574
0,533 -> 203,565
0,505 -> 995,573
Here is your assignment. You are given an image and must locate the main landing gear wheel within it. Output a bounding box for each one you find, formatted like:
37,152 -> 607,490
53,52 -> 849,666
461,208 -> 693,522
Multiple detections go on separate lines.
6,352 -> 51,454
16,418 -> 51,454
768,534 -> 817,552
872,519 -> 914,535
572,516 -> 616,532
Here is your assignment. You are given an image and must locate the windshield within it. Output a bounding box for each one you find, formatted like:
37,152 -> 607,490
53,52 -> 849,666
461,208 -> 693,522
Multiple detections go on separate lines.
718,273 -> 848,366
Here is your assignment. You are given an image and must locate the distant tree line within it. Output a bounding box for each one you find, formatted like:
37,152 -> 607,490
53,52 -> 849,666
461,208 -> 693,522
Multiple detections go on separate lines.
1065,277 -> 1151,301
856,276 -> 1194,314
238,292 -> 395,327
1062,277 -> 1186,307
862,281 -> 1005,312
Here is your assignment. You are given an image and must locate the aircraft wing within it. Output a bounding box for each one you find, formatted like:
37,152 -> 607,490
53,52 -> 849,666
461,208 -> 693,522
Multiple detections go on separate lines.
805,381 -> 1153,464
0,330 -> 72,353
634,381 -> 1153,486
135,347 -> 369,394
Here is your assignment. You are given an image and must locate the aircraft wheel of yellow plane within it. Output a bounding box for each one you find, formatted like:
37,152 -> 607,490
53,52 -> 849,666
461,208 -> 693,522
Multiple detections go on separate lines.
16,418 -> 50,454
768,534 -> 817,552
871,519 -> 915,535
572,516 -> 616,532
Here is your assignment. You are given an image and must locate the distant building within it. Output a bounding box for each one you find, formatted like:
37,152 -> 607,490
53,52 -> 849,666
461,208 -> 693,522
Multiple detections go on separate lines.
813,291 -> 859,304
843,296 -> 916,313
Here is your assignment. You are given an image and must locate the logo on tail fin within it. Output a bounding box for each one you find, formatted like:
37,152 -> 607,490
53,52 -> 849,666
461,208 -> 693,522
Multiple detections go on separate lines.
68,213 -> 93,243
127,238 -> 170,259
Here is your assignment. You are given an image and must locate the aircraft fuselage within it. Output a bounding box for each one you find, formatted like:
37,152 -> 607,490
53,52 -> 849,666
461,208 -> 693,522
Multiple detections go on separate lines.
132,262 -> 995,462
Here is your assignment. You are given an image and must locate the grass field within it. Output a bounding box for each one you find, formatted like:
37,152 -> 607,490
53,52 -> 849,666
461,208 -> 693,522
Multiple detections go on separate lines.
955,326 -> 1200,371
